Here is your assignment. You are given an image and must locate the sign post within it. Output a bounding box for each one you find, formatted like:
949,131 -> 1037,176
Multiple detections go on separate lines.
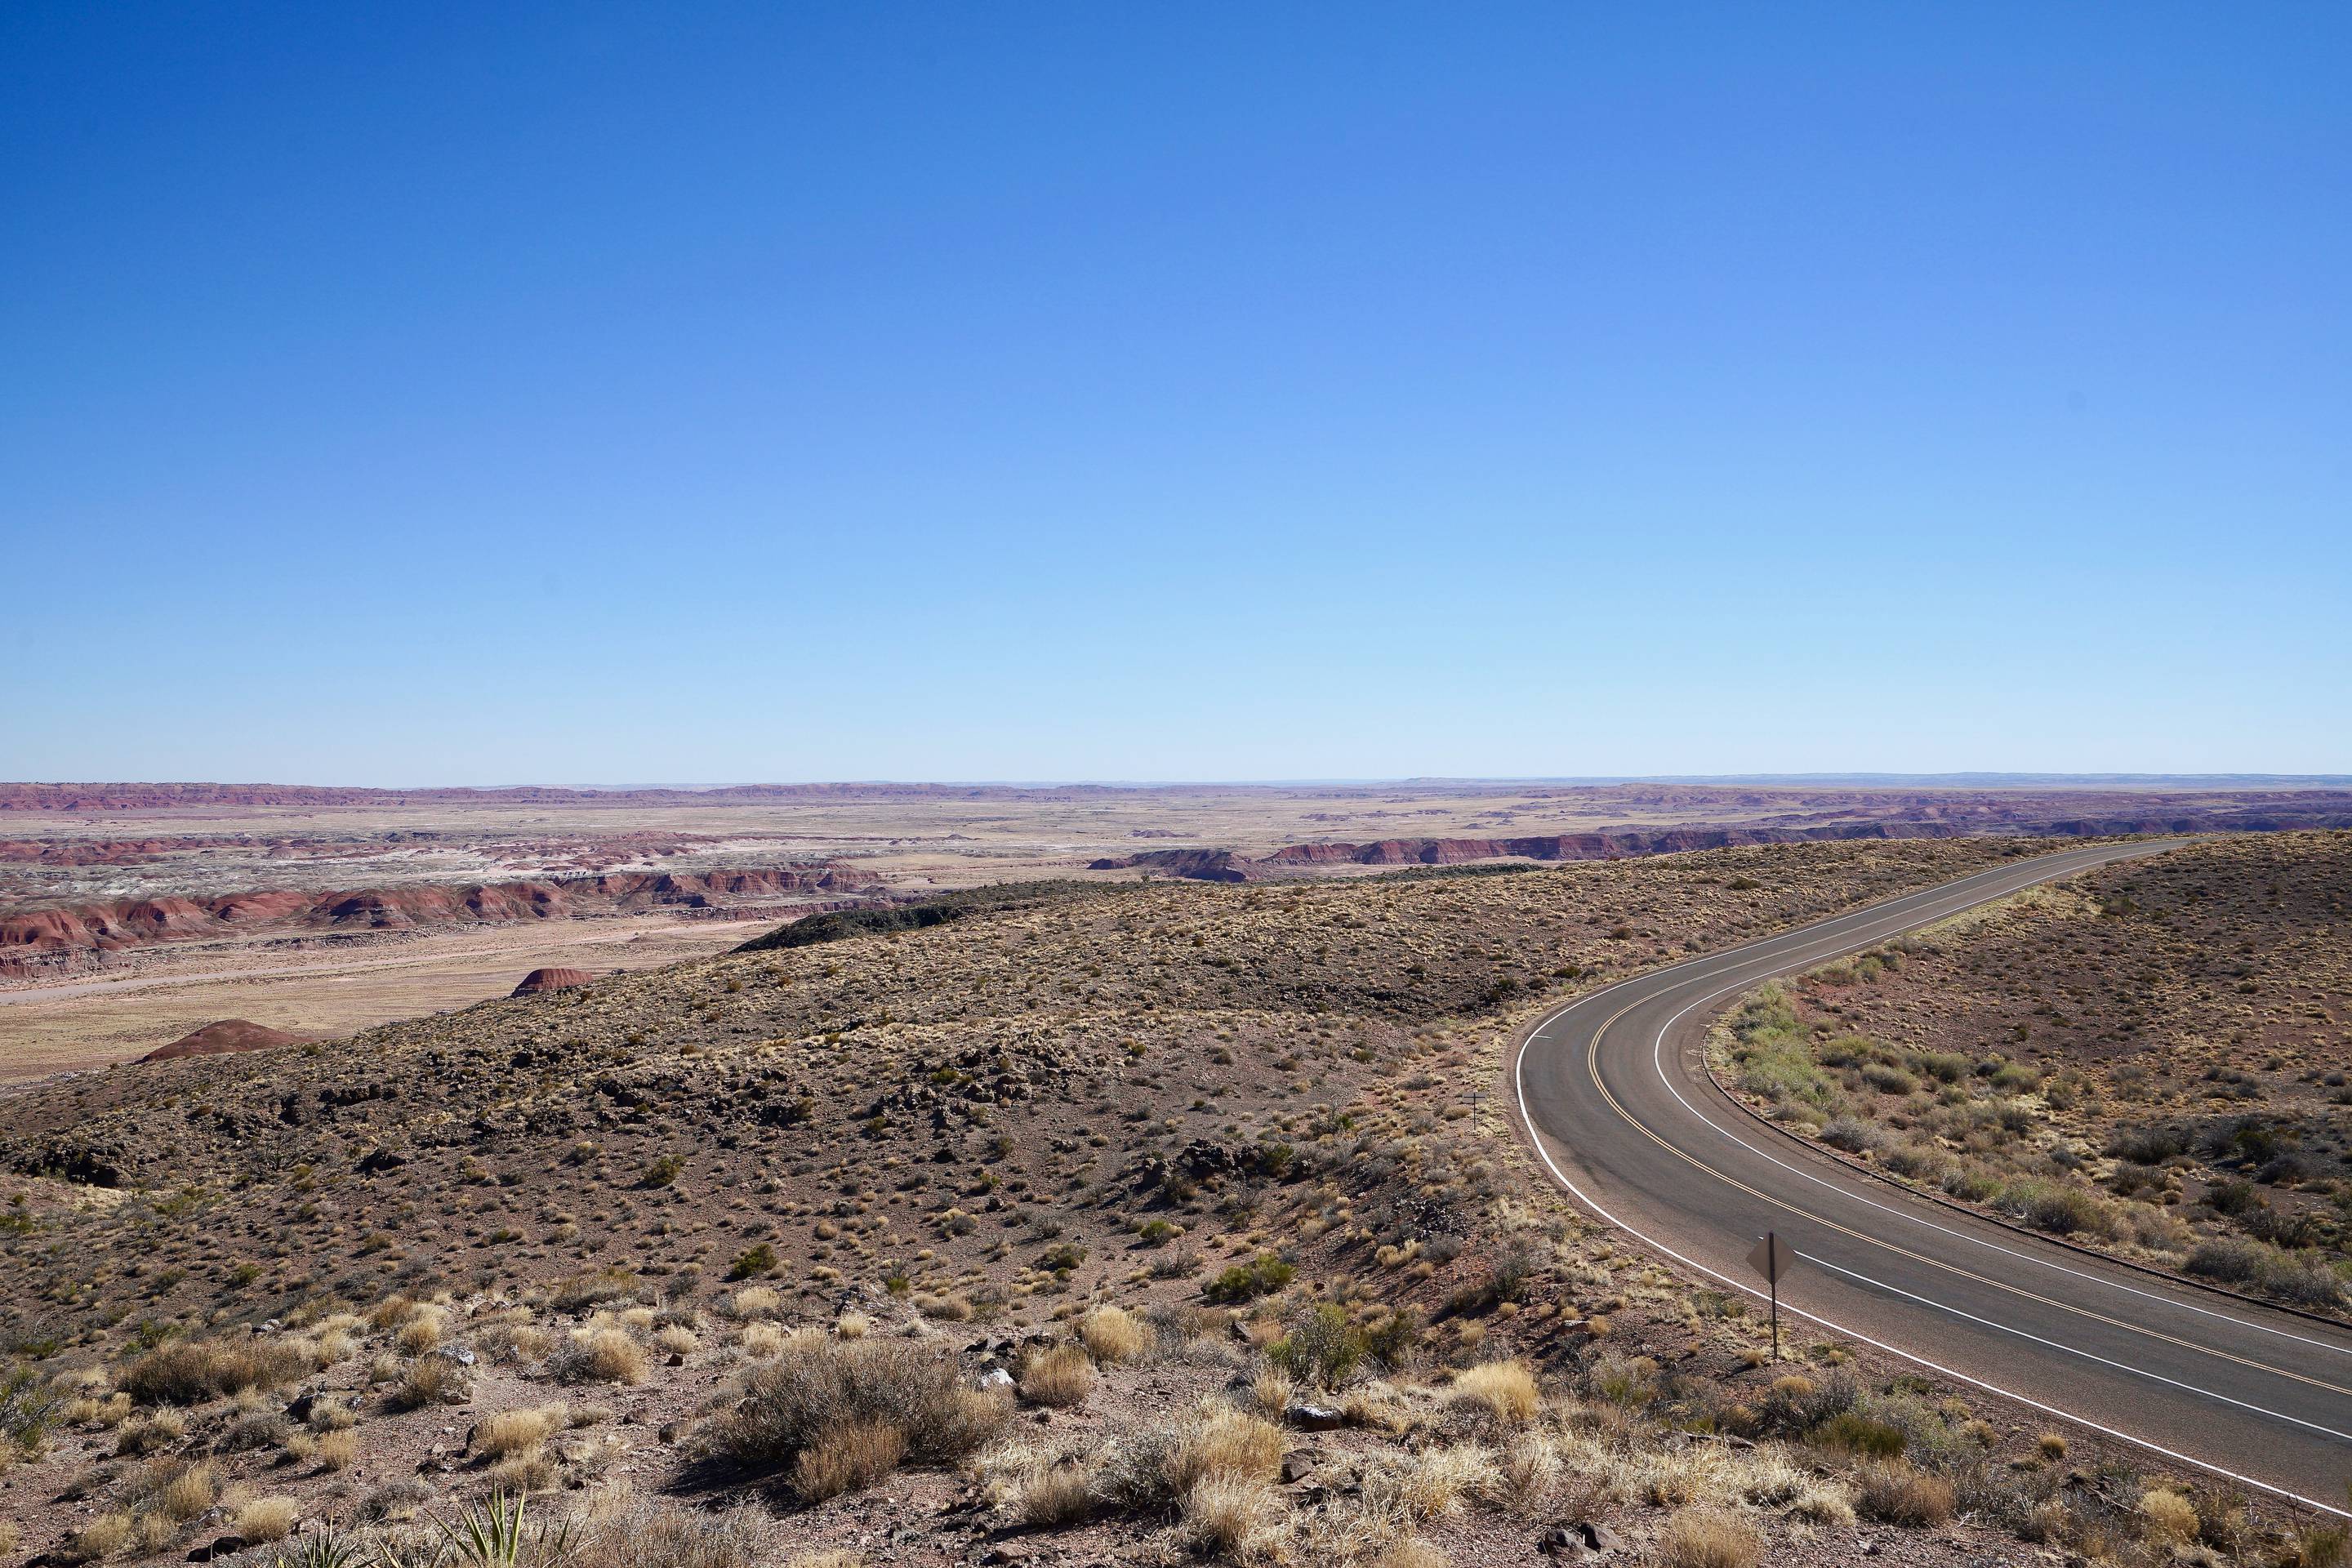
1746,1232 -> 1793,1361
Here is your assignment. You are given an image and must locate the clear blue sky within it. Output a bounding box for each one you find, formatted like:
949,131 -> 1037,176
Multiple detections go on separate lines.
5,4 -> 2346,784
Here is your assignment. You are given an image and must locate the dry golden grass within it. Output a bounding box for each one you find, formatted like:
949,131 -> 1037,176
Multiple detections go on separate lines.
63,1512 -> 133,1564
1017,1459 -> 1100,1527
156,1461 -> 216,1521
1018,1344 -> 1096,1408
653,1325 -> 702,1356
1177,1475 -> 1283,1560
1656,1508 -> 1762,1568
235,1495 -> 298,1543
1854,1460 -> 1955,1527
475,1405 -> 562,1460
793,1419 -> 908,1501
314,1428 -> 357,1472
728,1286 -> 783,1319
1449,1359 -> 1540,1426
1079,1305 -> 1154,1365
2140,1488 -> 2202,1544
563,1329 -> 648,1386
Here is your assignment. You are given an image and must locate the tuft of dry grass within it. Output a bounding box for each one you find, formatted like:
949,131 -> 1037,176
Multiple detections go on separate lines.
476,1405 -> 563,1459
2140,1488 -> 2201,1544
1178,1473 -> 1283,1559
1656,1508 -> 1762,1568
1018,1344 -> 1096,1408
1449,1360 -> 1540,1426
559,1329 -> 648,1386
793,1419 -> 908,1502
156,1460 -> 216,1521
1079,1306 -> 1154,1365
236,1494 -> 299,1543
1017,1459 -> 1100,1527
653,1325 -> 701,1356
62,1512 -> 133,1564
314,1428 -> 358,1472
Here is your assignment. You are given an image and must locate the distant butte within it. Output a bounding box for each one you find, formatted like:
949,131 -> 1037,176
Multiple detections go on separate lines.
141,1018 -> 310,1062
511,967 -> 592,996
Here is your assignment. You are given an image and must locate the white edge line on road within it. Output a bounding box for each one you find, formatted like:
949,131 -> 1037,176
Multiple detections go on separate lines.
1509,844 -> 2352,1520
1794,1250 -> 2352,1444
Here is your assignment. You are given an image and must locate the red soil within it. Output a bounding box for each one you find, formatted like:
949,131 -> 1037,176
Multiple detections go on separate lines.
140,1018 -> 309,1062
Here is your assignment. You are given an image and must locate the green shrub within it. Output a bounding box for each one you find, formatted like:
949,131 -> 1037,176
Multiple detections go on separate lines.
728,1245 -> 779,1281
1203,1254 -> 1294,1303
1267,1305 -> 1363,1388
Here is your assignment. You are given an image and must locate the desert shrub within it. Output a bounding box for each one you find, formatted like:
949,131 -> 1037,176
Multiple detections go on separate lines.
1448,1360 -> 1540,1426
1203,1254 -> 1294,1303
1078,1307 -> 1153,1365
2109,1125 -> 2187,1165
0,1365 -> 61,1455
1814,1410 -> 1906,1457
2140,1487 -> 2200,1544
555,1330 -> 647,1386
315,1428 -> 358,1471
550,1268 -> 639,1314
1019,1344 -> 1096,1408
1996,1178 -> 2110,1237
120,1339 -> 308,1405
388,1354 -> 470,1410
1094,1400 -> 1283,1514
2185,1235 -> 2263,1281
727,1245 -> 778,1281
1656,1508 -> 1762,1568
793,1418 -> 907,1502
1854,1459 -> 1954,1526
1820,1116 -> 1887,1153
1267,1303 -> 1364,1388
708,1336 -> 991,1473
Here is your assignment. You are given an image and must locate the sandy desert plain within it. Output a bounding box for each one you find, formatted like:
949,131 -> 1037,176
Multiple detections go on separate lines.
7,777 -> 2350,1085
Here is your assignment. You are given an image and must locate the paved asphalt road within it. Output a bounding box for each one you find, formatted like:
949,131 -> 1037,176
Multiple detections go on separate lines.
1513,839 -> 2352,1513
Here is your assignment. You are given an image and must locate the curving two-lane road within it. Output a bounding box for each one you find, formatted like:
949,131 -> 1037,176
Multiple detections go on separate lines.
1513,839 -> 2352,1513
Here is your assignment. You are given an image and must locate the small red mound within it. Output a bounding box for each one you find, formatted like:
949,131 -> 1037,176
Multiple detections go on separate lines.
142,1019 -> 307,1062
511,967 -> 592,996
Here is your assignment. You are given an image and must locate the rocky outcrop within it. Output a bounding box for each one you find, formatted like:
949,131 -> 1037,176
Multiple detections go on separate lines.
512,968 -> 593,996
143,1020 -> 310,1062
1087,849 -> 1258,881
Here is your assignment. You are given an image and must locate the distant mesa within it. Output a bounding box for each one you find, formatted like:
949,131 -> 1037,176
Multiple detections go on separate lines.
142,1019 -> 308,1062
512,967 -> 592,996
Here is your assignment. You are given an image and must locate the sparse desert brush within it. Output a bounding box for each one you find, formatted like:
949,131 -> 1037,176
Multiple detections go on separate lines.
557,1329 -> 648,1386
1449,1359 -> 1540,1426
834,1312 -> 871,1340
235,1494 -> 299,1543
1656,1508 -> 1762,1568
387,1354 -> 470,1410
0,1521 -> 16,1557
1360,1441 -> 1490,1522
308,1393 -> 357,1431
119,1338 -> 307,1405
1853,1459 -> 1955,1527
1250,1367 -> 1294,1418
914,1292 -> 973,1321
737,1323 -> 786,1358
708,1334 -> 998,1479
728,1286 -> 782,1320
653,1325 -> 701,1356
1018,1343 -> 1096,1408
314,1428 -> 358,1471
1094,1400 -> 1284,1515
1079,1305 -> 1153,1364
